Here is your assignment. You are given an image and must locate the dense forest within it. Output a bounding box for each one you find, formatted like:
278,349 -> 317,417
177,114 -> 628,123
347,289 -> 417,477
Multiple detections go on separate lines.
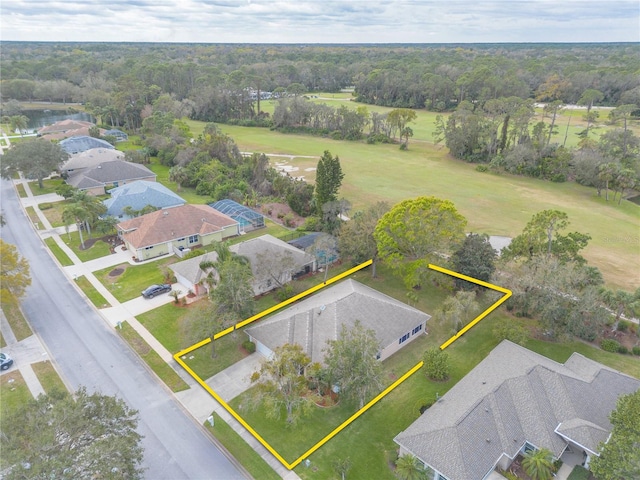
1,42 -> 639,207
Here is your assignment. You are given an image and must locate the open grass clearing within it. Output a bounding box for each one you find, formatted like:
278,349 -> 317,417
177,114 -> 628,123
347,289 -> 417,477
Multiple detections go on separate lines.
94,257 -> 177,303
0,370 -> 32,421
39,199 -> 68,227
1,301 -> 32,341
44,237 -> 74,266
25,206 -> 42,228
60,230 -> 112,262
117,322 -> 189,393
31,361 -> 67,394
205,413 -> 281,480
74,275 -> 110,308
15,182 -> 27,198
28,176 -> 65,196
211,121 -> 639,290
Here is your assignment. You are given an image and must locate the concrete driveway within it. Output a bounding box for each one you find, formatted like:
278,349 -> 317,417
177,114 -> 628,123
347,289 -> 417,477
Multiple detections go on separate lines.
204,353 -> 263,402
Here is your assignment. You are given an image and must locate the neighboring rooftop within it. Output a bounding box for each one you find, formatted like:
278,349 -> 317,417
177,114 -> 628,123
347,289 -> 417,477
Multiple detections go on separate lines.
170,251 -> 219,287
61,148 -> 124,173
66,160 -> 155,191
60,136 -> 114,154
117,204 -> 238,250
104,180 -> 185,218
394,340 -> 640,480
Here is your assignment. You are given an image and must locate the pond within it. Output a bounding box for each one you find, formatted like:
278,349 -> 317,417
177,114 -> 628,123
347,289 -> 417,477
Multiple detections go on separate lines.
23,109 -> 95,133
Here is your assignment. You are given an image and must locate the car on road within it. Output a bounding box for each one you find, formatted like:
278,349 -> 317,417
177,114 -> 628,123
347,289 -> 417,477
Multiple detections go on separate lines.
141,284 -> 172,299
1,352 -> 14,370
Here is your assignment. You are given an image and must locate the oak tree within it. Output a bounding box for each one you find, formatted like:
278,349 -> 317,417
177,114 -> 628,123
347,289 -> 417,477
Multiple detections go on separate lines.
0,239 -> 31,304
374,196 -> 467,290
0,139 -> 68,189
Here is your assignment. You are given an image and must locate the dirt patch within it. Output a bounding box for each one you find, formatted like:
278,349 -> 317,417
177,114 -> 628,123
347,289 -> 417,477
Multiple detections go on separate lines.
259,202 -> 306,228
109,267 -> 124,277
79,234 -> 122,250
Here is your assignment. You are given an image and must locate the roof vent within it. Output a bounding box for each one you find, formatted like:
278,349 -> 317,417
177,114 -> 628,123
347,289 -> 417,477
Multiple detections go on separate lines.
163,211 -> 168,216
486,438 -> 491,443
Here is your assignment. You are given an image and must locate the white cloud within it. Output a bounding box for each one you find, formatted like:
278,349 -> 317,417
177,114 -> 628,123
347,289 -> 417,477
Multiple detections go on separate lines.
1,0 -> 638,42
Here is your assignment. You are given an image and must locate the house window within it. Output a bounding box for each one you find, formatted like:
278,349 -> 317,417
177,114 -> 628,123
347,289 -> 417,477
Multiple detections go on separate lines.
188,235 -> 198,244
523,442 -> 536,454
412,324 -> 423,335
399,333 -> 410,345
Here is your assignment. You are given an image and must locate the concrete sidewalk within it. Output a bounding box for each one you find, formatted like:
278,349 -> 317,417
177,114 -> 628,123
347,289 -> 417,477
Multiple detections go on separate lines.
15,177 -> 301,479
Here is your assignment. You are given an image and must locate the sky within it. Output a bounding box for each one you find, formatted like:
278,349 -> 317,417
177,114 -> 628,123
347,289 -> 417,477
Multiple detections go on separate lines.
1,0 -> 639,44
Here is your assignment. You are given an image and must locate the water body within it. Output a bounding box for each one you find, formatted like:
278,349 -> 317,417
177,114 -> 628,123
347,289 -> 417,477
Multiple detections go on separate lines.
24,110 -> 95,133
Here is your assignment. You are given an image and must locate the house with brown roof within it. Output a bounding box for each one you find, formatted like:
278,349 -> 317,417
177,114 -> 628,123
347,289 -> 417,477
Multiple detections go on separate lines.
245,279 -> 430,363
116,204 -> 239,261
38,119 -> 105,140
394,340 -> 640,480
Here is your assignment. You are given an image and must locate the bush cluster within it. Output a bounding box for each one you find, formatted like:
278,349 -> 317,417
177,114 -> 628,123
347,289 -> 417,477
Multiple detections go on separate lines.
242,340 -> 256,354
600,339 -> 621,353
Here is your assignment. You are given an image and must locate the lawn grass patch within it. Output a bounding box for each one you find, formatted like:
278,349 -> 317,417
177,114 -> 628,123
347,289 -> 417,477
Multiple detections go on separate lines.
60,231 -> 112,262
137,302 -> 184,353
1,301 -> 32,341
25,206 -> 42,228
40,199 -> 69,227
28,176 -> 65,196
184,330 -> 249,380
117,322 -> 189,392
205,413 -> 280,480
0,332 -> 5,348
209,120 -> 639,290
74,275 -> 110,308
44,237 -> 74,266
0,370 -> 32,420
15,182 -> 27,198
95,257 -> 177,302
31,361 -> 67,394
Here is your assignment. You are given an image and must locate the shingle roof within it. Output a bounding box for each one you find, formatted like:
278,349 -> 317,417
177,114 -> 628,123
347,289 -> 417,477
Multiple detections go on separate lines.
394,341 -> 640,480
245,279 -> 431,364
38,119 -> 95,135
230,234 -> 315,279
66,160 -> 155,190
169,252 -> 219,285
117,204 -> 238,249
62,148 -> 124,172
103,180 -> 185,217
59,136 -> 114,154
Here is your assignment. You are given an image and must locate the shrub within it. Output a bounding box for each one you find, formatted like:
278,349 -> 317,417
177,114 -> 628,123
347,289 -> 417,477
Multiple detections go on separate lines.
632,346 -> 640,356
617,320 -> 630,332
601,339 -> 621,353
617,345 -> 628,354
242,340 -> 256,353
275,284 -> 295,302
38,202 -> 53,210
423,347 -> 451,381
475,164 -> 489,173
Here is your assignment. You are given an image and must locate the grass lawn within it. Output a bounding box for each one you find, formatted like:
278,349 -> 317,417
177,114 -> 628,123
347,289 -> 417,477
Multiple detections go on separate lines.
28,176 -> 65,196
60,230 -> 112,262
95,256 -> 178,303
74,275 -> 111,308
44,237 -> 74,266
205,413 -> 281,480
31,361 -> 67,394
40,199 -> 68,227
24,206 -> 42,228
0,370 -> 32,420
1,301 -> 33,341
15,182 -> 27,198
117,322 -> 189,393
209,120 -> 639,291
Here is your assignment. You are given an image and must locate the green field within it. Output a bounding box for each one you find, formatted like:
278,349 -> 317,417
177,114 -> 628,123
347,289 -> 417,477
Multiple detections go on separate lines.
190,113 -> 640,291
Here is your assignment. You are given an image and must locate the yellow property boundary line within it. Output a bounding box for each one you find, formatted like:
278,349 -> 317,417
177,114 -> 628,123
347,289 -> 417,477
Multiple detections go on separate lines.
429,264 -> 512,350
174,260 -> 511,469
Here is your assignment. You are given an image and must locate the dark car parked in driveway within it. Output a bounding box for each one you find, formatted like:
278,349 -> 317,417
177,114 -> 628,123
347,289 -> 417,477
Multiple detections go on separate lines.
1,352 -> 14,370
141,284 -> 172,298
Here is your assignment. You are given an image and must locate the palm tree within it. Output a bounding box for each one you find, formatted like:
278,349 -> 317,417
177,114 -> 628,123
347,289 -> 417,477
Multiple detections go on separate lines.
62,204 -> 88,249
521,448 -> 554,480
395,454 -> 427,480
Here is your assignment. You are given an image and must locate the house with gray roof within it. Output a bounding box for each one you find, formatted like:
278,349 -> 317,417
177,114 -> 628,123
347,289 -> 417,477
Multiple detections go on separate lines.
245,279 -> 430,363
170,252 -> 219,296
104,180 -> 186,219
59,135 -> 114,154
66,160 -> 156,196
230,234 -> 317,295
394,340 -> 640,480
61,148 -> 125,176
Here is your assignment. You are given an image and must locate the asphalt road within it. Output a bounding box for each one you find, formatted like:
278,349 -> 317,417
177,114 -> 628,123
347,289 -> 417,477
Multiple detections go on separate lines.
0,179 -> 246,480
